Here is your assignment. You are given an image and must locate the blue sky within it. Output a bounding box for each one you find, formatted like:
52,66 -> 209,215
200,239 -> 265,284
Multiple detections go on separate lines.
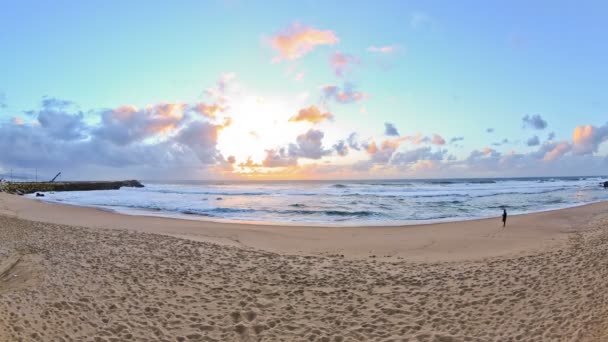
1,1 -> 607,179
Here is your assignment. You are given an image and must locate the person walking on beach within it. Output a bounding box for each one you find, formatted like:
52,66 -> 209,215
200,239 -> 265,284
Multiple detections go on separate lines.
502,209 -> 507,227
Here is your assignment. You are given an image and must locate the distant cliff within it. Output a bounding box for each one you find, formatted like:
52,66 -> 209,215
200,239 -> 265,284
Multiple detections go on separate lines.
0,180 -> 144,195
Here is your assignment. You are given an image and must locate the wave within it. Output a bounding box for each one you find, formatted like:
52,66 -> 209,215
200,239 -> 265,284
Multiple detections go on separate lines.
331,184 -> 348,188
362,182 -> 415,187
145,188 -> 271,196
178,207 -> 379,218
285,209 -> 378,217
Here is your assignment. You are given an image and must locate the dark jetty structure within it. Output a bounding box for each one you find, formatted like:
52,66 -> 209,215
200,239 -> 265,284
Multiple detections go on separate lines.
0,180 -> 144,195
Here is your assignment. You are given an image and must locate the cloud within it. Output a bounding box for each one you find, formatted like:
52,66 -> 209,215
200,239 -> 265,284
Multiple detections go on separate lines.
238,157 -> 262,169
329,52 -> 359,77
486,128 -> 495,133
347,132 -> 361,151
367,45 -> 397,54
543,141 -> 571,161
526,136 -> 540,146
321,84 -> 367,104
174,120 -> 223,164
262,148 -> 297,168
431,134 -> 446,145
365,137 -> 407,164
547,132 -> 556,141
288,129 -> 331,160
449,136 -> 464,143
12,117 -> 24,126
191,103 -> 224,119
384,122 -> 400,136
95,103 -> 186,146
204,72 -> 236,107
467,147 -> 501,162
401,133 -> 445,146
270,23 -> 338,61
522,114 -> 548,130
31,98 -> 88,141
492,138 -> 509,147
333,140 -> 349,156
0,75 -> 242,180
571,123 -> 608,155
391,147 -> 446,165
289,105 -> 334,124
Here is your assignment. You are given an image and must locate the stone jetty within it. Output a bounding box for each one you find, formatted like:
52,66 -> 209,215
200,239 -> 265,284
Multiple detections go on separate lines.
0,180 -> 144,195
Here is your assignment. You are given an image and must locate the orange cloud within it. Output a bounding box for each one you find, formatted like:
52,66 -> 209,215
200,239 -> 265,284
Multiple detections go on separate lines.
154,103 -> 186,119
366,141 -> 378,154
543,141 -> 571,161
289,105 -> 334,124
365,137 -> 408,163
192,103 -> 224,119
573,125 -> 593,145
271,24 -> 338,61
571,124 -> 608,155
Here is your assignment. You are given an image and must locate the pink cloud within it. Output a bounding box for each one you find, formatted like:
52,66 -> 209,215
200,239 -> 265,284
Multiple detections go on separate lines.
407,133 -> 429,145
270,23 -> 338,61
412,160 -> 440,171
12,117 -> 24,125
431,134 -> 446,145
322,84 -> 368,104
329,52 -> 359,77
367,45 -> 396,54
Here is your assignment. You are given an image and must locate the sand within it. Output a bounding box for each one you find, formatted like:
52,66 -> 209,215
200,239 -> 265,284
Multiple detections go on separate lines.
1,193 -> 608,341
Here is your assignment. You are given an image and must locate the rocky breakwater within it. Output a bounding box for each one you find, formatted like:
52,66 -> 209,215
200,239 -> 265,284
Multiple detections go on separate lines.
0,180 -> 144,195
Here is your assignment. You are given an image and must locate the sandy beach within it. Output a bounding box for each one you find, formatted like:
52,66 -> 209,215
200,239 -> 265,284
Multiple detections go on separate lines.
1,193 -> 608,341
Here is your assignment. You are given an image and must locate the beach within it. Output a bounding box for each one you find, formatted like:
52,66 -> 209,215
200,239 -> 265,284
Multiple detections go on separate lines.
1,193 -> 608,341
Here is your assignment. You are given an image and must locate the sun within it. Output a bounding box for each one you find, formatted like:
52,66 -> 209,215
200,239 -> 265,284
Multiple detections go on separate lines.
216,94 -> 304,170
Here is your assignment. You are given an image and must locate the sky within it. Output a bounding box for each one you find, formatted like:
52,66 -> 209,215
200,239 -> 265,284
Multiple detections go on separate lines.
1,0 -> 607,180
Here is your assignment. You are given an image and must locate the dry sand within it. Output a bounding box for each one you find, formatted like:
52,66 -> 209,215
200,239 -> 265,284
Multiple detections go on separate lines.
1,193 -> 608,341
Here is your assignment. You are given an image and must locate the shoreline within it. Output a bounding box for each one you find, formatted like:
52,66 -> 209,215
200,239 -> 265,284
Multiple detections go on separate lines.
27,193 -> 608,228
3,192 -> 608,262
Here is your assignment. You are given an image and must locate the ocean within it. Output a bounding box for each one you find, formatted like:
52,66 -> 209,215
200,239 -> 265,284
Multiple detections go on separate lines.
30,176 -> 608,226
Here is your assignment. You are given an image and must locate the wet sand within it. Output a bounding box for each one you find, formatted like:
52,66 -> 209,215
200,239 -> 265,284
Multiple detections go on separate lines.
1,193 -> 608,341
